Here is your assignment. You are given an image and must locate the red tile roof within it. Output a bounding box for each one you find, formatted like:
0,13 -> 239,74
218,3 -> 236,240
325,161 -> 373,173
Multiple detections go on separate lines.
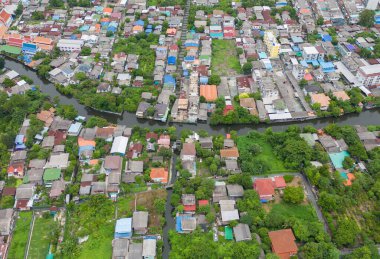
184,205 -> 196,211
268,229 -> 298,259
150,168 -> 168,184
274,176 -> 286,188
254,178 -> 275,197
198,200 -> 209,206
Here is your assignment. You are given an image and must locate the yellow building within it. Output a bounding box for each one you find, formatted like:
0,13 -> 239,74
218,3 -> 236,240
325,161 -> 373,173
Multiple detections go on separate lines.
264,31 -> 280,58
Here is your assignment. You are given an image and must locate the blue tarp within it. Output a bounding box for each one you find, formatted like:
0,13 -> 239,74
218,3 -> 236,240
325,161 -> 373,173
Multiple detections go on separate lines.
80,25 -> 90,31
259,52 -> 267,59
135,20 -> 144,26
322,34 -> 332,42
145,28 -> 152,34
168,56 -> 176,65
164,75 -> 175,85
184,42 -> 198,47
200,76 -> 208,84
184,56 -> 195,62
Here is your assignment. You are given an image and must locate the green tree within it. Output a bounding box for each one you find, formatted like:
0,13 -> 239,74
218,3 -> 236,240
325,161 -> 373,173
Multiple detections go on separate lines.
359,10 -> 375,28
56,104 -> 78,120
242,63 -> 253,75
317,16 -> 324,26
154,198 -> 166,214
15,2 -> 23,17
301,242 -> 339,259
80,46 -> 92,56
32,11 -> 44,20
348,246 -> 372,259
334,218 -> 359,247
209,74 -> 221,85
342,156 -> 355,169
283,186 -> 304,204
299,78 -> 308,88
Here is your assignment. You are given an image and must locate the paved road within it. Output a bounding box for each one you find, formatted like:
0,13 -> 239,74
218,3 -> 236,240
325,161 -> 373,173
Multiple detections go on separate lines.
162,154 -> 178,259
285,71 -> 313,113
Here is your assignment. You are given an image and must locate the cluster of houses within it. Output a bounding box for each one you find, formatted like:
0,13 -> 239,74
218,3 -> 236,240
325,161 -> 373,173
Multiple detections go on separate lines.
112,211 -> 157,259
6,108 -> 77,210
174,175 -> 299,259
1,0 -> 380,124
0,69 -> 35,96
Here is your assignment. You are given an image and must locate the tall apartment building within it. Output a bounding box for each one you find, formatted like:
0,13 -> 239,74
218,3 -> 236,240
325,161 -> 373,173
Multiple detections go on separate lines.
357,64 -> 380,88
264,31 -> 280,58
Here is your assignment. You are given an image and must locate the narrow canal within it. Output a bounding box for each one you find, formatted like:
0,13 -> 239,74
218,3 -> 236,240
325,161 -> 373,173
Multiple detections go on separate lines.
4,57 -> 380,136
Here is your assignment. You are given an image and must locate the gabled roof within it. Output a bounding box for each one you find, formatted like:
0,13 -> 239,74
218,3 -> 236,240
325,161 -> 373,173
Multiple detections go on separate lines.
254,178 -> 275,197
220,147 -> 239,158
150,168 -> 168,183
268,229 -> 298,257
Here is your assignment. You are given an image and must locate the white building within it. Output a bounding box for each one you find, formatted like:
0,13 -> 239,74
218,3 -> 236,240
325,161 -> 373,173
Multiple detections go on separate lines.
57,39 -> 85,52
357,64 -> 380,88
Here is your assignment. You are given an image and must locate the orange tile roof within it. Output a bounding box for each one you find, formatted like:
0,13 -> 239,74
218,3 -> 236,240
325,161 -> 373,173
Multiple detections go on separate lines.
333,91 -> 350,101
78,137 -> 96,147
33,36 -> 53,45
220,147 -> 239,158
0,9 -> 11,24
103,7 -> 113,13
0,25 -> 7,40
200,85 -> 218,102
268,229 -> 298,259
311,93 -> 330,107
89,159 -> 99,166
37,110 -> 55,126
100,17 -> 110,22
344,173 -> 356,186
133,25 -> 143,31
150,168 -> 168,184
166,28 -> 177,34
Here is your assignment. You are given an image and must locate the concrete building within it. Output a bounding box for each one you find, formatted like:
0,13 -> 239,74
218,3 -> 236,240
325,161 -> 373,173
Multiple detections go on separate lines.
264,31 -> 280,58
57,39 -> 84,51
357,64 -> 380,88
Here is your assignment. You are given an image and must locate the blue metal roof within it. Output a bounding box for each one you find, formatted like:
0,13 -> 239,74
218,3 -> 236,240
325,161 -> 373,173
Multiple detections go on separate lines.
164,75 -> 175,84
115,218 -> 132,234
68,122 -> 82,134
168,56 -> 176,65
135,20 -> 144,26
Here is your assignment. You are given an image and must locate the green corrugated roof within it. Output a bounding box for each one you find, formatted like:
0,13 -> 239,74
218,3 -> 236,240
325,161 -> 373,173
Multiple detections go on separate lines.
0,45 -> 21,55
225,226 -> 233,240
43,168 -> 61,181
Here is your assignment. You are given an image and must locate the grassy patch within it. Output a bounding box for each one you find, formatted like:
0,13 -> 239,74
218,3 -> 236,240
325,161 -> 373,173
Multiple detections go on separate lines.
28,215 -> 58,259
211,40 -> 242,76
8,212 -> 33,259
237,135 -> 288,173
268,203 -> 318,222
61,196 -> 116,259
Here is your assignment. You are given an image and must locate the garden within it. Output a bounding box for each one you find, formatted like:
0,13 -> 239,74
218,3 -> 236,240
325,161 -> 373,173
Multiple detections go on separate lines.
28,213 -> 59,259
7,212 -> 33,259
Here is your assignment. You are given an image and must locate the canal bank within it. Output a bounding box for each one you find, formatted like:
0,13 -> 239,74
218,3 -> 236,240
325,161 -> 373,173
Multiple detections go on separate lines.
4,57 -> 380,135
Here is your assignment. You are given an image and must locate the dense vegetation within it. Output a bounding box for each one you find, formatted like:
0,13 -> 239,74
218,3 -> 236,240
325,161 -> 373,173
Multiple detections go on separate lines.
0,91 -> 48,179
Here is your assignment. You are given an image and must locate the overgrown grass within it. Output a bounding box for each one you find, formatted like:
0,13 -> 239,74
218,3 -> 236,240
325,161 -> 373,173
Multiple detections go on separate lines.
8,212 -> 33,259
269,203 -> 319,223
237,135 -> 288,173
28,216 -> 58,259
211,40 -> 242,76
